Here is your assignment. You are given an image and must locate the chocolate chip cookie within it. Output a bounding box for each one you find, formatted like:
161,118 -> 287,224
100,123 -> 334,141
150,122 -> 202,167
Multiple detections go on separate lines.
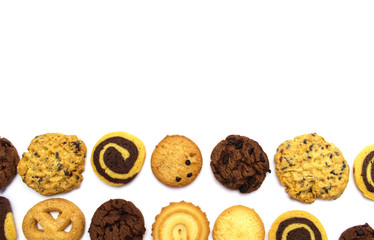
0,137 -> 20,190
210,135 -> 270,193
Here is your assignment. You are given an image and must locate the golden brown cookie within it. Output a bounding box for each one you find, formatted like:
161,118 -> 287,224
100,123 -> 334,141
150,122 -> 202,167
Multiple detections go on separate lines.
0,197 -> 16,240
269,210 -> 328,240
152,201 -> 210,240
213,205 -> 264,240
0,137 -> 20,190
91,131 -> 146,186
274,133 -> 349,203
17,133 -> 87,196
151,135 -> 202,187
353,145 -> 374,200
22,198 -> 85,240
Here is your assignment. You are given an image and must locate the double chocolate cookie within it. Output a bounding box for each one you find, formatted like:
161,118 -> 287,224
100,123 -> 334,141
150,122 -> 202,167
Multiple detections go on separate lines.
210,135 -> 270,193
0,137 -> 20,190
339,223 -> 374,240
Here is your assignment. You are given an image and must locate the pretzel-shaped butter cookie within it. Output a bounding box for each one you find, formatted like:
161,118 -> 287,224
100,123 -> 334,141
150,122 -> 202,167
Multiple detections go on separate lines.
22,198 -> 85,240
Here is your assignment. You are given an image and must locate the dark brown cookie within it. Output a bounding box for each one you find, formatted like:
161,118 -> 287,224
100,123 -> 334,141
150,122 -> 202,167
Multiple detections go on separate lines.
89,199 -> 146,240
0,138 -> 20,190
210,135 -> 270,193
339,223 -> 374,240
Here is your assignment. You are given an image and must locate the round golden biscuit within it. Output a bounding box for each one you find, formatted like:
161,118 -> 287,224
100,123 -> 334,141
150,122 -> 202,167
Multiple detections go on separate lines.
22,198 -> 85,240
152,201 -> 210,240
274,133 -> 349,203
91,131 -> 146,186
151,135 -> 202,187
353,144 -> 374,200
269,210 -> 328,240
213,205 -> 265,240
17,133 -> 87,196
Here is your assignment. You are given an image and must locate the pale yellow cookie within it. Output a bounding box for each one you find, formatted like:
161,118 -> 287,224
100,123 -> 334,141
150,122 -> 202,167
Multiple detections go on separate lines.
152,201 -> 210,240
353,144 -> 374,200
151,135 -> 202,187
213,205 -> 265,240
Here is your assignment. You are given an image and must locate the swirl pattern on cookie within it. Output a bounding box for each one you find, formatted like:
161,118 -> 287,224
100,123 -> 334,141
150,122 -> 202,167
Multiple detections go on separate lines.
91,132 -> 146,186
152,201 -> 210,240
354,145 -> 374,200
269,210 -> 327,240
0,197 -> 16,240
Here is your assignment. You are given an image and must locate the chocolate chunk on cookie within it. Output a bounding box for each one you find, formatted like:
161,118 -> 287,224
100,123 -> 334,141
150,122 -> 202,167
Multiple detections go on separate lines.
0,197 -> 16,240
89,199 -> 145,240
339,223 -> 374,240
0,137 -> 20,190
17,133 -> 87,195
210,135 -> 270,193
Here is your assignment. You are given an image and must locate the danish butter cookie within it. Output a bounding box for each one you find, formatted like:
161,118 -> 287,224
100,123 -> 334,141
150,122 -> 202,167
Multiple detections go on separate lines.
89,199 -> 145,240
339,223 -> 374,240
91,132 -> 146,186
0,137 -> 20,190
0,197 -> 16,240
152,201 -> 210,240
269,210 -> 328,240
211,135 -> 270,193
274,133 -> 349,203
17,133 -> 86,195
22,198 -> 85,240
151,135 -> 202,187
353,145 -> 374,200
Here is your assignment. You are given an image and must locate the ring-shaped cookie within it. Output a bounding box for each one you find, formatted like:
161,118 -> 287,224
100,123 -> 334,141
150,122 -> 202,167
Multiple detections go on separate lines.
91,131 -> 146,186
22,198 -> 85,240
354,144 -> 374,200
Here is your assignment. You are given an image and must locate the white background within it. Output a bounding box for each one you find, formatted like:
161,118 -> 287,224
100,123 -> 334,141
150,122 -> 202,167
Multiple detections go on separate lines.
1,0 -> 374,239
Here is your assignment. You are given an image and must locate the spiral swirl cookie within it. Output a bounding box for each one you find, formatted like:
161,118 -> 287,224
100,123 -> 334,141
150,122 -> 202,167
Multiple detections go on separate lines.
152,201 -> 210,240
269,210 -> 327,240
151,135 -> 202,187
91,132 -> 146,186
339,223 -> 374,240
0,197 -> 16,240
0,137 -> 20,190
274,133 -> 349,203
89,199 -> 145,240
17,133 -> 87,195
211,135 -> 270,193
22,198 -> 85,240
354,145 -> 374,200
213,205 -> 264,240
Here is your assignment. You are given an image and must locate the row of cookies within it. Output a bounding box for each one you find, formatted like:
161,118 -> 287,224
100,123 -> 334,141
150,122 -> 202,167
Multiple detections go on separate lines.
1,132 -> 374,202
2,195 -> 373,239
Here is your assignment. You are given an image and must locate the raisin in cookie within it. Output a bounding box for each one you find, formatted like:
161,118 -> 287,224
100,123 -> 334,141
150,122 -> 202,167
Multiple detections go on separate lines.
210,135 -> 270,193
274,133 -> 349,203
17,133 -> 87,195
0,137 -> 20,190
151,135 -> 202,187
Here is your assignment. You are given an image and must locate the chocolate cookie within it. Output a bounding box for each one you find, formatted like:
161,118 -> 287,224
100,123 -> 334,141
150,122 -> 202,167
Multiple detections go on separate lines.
91,132 -> 146,186
339,223 -> 374,240
0,137 -> 20,190
89,199 -> 146,240
353,145 -> 374,200
0,197 -> 16,240
210,135 -> 270,193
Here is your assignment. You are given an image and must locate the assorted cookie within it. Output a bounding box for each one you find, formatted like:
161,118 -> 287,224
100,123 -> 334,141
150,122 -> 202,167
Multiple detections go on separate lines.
17,133 -> 87,195
353,144 -> 374,200
0,137 -> 20,190
339,223 -> 374,240
0,197 -> 16,240
89,199 -> 145,240
213,205 -> 265,240
152,201 -> 210,240
151,135 -> 202,187
211,135 -> 271,193
22,198 -> 85,240
274,133 -> 349,203
91,131 -> 146,186
269,210 -> 328,240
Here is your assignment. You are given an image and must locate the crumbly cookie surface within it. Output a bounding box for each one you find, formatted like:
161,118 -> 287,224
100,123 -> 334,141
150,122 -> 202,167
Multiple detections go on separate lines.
151,135 -> 202,187
274,133 -> 349,203
269,210 -> 327,240
152,201 -> 210,240
0,138 -> 20,190
210,135 -> 270,193
213,205 -> 264,240
353,145 -> 374,200
17,133 -> 86,196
